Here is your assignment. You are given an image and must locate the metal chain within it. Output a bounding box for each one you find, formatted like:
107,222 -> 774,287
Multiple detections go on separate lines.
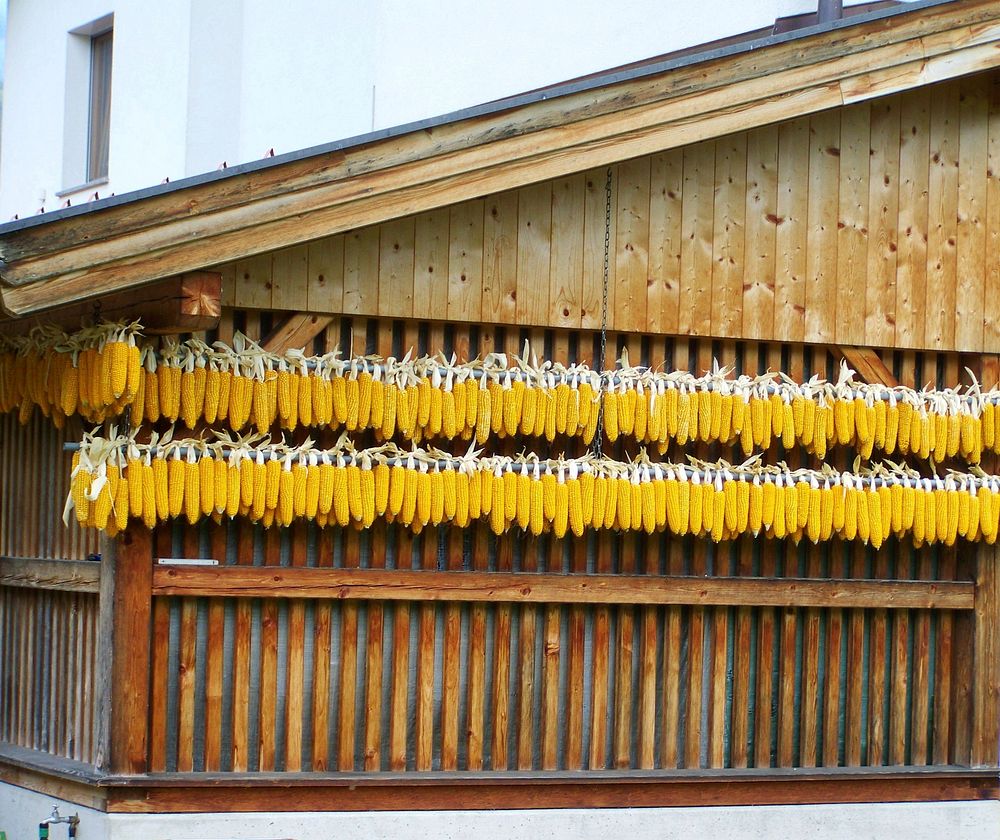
591,167 -> 613,457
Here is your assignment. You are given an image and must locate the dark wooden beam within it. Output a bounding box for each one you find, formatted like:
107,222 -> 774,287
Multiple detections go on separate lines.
262,312 -> 334,353
150,566 -> 974,611
109,525 -> 153,775
0,271 -> 221,332
103,768 -> 1000,813
0,556 -> 100,592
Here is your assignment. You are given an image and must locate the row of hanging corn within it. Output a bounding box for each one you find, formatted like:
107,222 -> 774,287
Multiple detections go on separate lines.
67,430 -> 1000,546
5,323 -> 1000,463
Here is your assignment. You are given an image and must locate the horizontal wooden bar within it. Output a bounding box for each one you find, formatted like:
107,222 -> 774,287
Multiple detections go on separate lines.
103,768 -> 999,813
0,556 -> 101,593
151,566 -> 974,610
0,744 -> 107,811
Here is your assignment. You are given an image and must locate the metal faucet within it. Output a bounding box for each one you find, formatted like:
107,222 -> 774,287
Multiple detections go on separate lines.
38,807 -> 80,840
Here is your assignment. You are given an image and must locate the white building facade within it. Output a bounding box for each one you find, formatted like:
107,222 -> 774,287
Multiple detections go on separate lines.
2,0 -> 879,220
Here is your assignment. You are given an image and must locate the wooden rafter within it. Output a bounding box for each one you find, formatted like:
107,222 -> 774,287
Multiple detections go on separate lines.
839,345 -> 899,387
261,312 -> 334,353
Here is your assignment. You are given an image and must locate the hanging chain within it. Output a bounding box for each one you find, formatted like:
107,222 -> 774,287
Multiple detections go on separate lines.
591,167 -> 613,458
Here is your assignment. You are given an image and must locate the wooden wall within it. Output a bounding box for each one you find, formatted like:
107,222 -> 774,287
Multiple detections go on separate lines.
215,70 -> 1000,354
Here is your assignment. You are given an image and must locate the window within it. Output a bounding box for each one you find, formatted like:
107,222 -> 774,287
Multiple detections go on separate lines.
87,29 -> 113,182
59,15 -> 114,195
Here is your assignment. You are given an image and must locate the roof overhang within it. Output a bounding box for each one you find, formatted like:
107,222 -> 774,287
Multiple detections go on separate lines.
2,0 -> 1000,317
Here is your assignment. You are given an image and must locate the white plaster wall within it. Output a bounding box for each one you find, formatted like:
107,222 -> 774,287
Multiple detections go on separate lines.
0,0 -> 914,220
2,782 -> 999,840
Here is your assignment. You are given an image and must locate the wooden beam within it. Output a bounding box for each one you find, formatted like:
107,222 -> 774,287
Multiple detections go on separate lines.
972,543 -> 1000,767
0,556 -> 100,592
262,312 -> 334,353
150,565 -> 973,610
839,345 -> 899,386
3,3 -> 1000,314
103,768 -> 999,813
109,526 -> 153,775
0,272 -> 221,332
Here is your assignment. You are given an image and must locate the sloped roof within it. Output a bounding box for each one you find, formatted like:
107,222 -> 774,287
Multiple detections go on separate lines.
2,0 -> 999,316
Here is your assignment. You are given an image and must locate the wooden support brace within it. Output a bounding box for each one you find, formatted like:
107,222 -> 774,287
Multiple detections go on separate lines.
262,312 -> 334,353
838,345 -> 898,387
110,525 -> 154,775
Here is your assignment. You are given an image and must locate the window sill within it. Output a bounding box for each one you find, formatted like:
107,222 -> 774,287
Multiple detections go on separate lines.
55,177 -> 109,199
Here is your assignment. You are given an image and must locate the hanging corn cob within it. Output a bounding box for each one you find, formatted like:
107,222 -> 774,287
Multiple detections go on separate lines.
65,429 -> 1000,545
0,321 -> 143,426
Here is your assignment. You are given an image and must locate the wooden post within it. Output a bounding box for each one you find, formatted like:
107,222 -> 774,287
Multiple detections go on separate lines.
972,544 -> 1000,768
109,525 -> 153,775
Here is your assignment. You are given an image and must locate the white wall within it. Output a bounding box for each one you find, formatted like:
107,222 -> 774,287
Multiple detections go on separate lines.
2,781 -> 1000,840
0,0 -> 894,220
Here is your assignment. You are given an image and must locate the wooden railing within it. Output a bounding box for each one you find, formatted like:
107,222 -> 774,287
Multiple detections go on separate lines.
0,558 -> 102,766
105,522 -> 999,781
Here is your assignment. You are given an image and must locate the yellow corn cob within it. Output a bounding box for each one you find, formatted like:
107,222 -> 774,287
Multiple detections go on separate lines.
440,466 -> 456,522
883,397 -> 899,455
890,482 -> 904,535
666,387 -> 681,438
317,458 -> 334,516
653,470 -> 667,531
476,386 -> 492,445
696,389 -> 711,442
603,472 -> 618,530
911,482 -> 926,544
688,472 -> 702,535
165,455 -> 184,519
806,479 -> 821,543
543,382 -> 558,443
226,463 -> 241,519
901,481 -> 916,532
371,462 -> 390,517
443,387 -> 458,439
292,460 -> 308,519
200,451 -> 216,517
934,483 -> 948,544
783,479 -> 797,536
541,471 -> 557,523
490,468 -> 506,534
265,454 -> 281,511
415,465 -> 432,526
967,486 -> 981,542
604,389 -> 620,443
747,476 -> 762,535
772,476 -> 787,539
215,368 -> 231,424
615,387 -> 634,439
113,467 -> 130,532
591,475 -> 608,531
832,481 -> 845,533
761,477 -> 776,533
333,461 -> 351,526
552,475 -> 569,538
277,369 -> 293,423
126,457 -> 143,518
388,464 -> 406,517
675,389 -> 690,444
868,484 -> 883,549
841,478 -> 857,540
468,469 -> 482,520
800,397 -> 815,448
958,482 -> 970,538
923,486 -> 937,545
141,460 -> 157,529
820,481 -> 834,541
515,468 -> 531,530
427,468 -> 445,526
345,463 -> 363,522
454,470 -> 470,528
579,470 -> 595,527
429,383 -> 444,436
277,462 -> 295,526
984,403 -> 996,450
855,484 -> 871,544
613,476 -> 630,531
723,476 -> 738,533
152,456 -> 169,523
183,456 -> 200,525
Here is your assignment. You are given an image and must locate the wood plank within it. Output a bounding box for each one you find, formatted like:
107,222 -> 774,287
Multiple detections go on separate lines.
311,600 -> 332,771
447,201 -> 484,323
337,601 -> 358,771
342,226 -> 379,316
582,168 -> 615,330
151,566 -> 974,610
0,557 -> 99,593
233,253 -> 272,310
109,526 -> 153,774
378,217 -> 416,319
549,175 -> 585,329
925,82 -> 961,350
270,244 -> 308,311
742,126 -> 778,341
388,600 -> 410,771
481,193 -> 518,325
647,150 -> 683,334
490,603 -> 512,770
516,183 -> 553,327
895,89 -> 931,349
305,234 -> 344,314
412,210 -> 450,321
679,142 -> 715,336
865,96 -> 901,347
773,117 -> 809,343
805,110 -> 841,344
839,346 -> 899,386
955,77 -> 990,352
711,133 -> 747,337
836,102 -> 870,345
614,159 -> 651,333
985,76 -> 1000,352
176,598 -> 197,772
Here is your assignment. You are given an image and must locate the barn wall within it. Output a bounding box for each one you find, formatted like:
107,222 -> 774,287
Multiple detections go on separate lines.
213,70 -> 1000,354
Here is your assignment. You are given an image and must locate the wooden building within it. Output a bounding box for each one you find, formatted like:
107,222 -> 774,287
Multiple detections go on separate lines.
0,1 -> 999,836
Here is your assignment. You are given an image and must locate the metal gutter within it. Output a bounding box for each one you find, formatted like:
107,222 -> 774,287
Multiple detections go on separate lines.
0,0 -> 957,238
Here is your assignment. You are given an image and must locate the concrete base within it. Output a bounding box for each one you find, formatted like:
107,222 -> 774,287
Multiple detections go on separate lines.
2,781 -> 998,840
